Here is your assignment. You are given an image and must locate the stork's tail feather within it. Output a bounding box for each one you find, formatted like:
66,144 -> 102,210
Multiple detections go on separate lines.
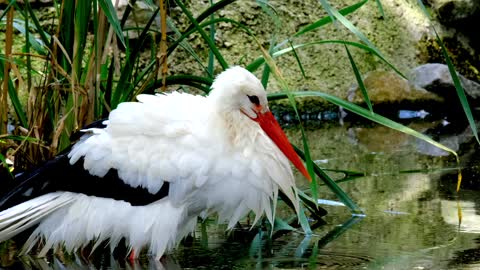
0,192 -> 76,244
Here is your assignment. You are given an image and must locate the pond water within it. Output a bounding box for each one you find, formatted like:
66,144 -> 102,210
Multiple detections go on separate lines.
1,118 -> 480,269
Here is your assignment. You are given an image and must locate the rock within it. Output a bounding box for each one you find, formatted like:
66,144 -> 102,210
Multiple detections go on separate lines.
409,63 -> 480,100
428,0 -> 480,25
114,0 -> 164,39
347,70 -> 443,104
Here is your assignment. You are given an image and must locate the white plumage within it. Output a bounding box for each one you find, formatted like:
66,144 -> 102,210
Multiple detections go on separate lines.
0,66 -> 309,259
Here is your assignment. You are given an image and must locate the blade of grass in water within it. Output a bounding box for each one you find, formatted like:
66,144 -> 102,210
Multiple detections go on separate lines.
269,91 -> 459,159
273,217 -> 296,232
309,240 -> 319,268
298,204 -> 312,235
317,215 -> 364,248
345,45 -> 373,112
295,236 -> 312,257
417,0 -> 475,191
293,145 -> 363,214
438,35 -> 478,144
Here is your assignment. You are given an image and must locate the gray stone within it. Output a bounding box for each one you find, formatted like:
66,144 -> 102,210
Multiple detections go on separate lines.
409,63 -> 480,100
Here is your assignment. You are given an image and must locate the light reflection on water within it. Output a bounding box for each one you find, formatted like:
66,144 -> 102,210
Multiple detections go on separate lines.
1,123 -> 480,269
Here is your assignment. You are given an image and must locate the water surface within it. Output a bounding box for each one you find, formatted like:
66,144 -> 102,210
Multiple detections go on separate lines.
1,122 -> 479,270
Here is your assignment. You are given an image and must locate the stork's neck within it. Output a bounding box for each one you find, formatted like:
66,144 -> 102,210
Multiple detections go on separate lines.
209,107 -> 259,150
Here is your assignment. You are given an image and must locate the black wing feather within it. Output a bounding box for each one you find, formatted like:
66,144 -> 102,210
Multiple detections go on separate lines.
0,121 -> 169,211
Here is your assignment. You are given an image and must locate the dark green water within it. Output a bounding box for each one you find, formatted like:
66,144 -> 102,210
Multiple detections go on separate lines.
1,123 -> 479,269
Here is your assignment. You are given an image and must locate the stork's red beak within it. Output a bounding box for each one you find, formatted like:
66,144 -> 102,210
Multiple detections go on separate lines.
255,111 -> 312,182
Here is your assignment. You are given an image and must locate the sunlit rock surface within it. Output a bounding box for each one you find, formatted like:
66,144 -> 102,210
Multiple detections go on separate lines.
347,70 -> 443,104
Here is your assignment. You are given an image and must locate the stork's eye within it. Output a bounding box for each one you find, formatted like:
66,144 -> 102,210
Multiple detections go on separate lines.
247,95 -> 260,106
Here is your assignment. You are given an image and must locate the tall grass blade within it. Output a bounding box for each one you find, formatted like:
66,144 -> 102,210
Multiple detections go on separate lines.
261,60 -> 271,88
0,1 -> 15,21
168,18 -> 255,56
23,1 -> 50,47
318,0 -> 382,56
24,5 -> 32,97
416,0 -> 478,144
0,60 -> 27,128
184,0 -> 235,33
207,0 -> 216,76
144,75 -> 213,94
289,40 -> 306,78
293,0 -> 368,37
174,0 -> 229,70
167,17 -> 210,75
345,45 -> 373,112
60,1 -> 75,71
247,40 -> 406,79
1,6 -> 13,134
74,0 -> 92,78
375,0 -> 385,18
98,0 -> 126,48
10,20 -> 47,55
257,0 -> 282,88
438,34 -> 479,144
417,0 -> 476,191
111,8 -> 160,107
416,0 -> 431,18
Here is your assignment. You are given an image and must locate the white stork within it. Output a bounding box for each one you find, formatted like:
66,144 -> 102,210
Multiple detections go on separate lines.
0,66 -> 311,259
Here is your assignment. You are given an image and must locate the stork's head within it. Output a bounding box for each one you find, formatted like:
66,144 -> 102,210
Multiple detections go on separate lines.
209,66 -> 268,119
209,66 -> 311,182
